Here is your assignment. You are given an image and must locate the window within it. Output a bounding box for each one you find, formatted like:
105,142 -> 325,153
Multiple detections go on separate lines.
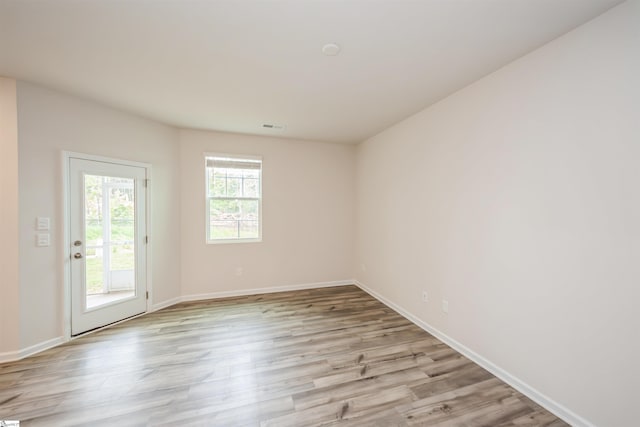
205,154 -> 262,243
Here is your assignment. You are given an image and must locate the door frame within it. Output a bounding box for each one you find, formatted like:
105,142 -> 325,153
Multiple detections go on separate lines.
62,151 -> 152,339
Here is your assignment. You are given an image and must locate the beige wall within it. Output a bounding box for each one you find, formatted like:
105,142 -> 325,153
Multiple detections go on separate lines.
7,82 -> 355,355
179,129 -> 355,296
4,2 -> 637,425
0,77 -> 20,354
355,2 -> 639,426
16,82 -> 181,349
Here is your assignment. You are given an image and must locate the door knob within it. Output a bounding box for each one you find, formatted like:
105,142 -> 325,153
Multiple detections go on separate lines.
73,240 -> 82,246
73,253 -> 83,259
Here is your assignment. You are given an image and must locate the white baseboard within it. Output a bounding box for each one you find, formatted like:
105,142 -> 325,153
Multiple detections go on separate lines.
354,280 -> 595,427
154,280 -> 354,309
0,336 -> 66,364
0,349 -> 20,363
150,296 -> 182,312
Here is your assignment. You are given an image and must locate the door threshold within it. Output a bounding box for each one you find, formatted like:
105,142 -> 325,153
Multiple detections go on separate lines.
71,310 -> 146,338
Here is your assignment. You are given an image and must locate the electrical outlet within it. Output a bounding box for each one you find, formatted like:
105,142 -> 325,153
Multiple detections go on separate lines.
421,290 -> 429,303
442,299 -> 449,314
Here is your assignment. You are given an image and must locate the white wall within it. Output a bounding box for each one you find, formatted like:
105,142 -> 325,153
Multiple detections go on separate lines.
0,77 -> 20,355
355,2 -> 639,426
16,82 -> 181,349
179,129 -> 355,297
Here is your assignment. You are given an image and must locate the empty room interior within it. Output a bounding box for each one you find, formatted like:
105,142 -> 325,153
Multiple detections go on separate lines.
0,1 -> 638,426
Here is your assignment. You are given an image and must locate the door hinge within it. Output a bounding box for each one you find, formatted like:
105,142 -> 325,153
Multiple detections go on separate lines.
146,291 -> 149,300
144,179 -> 149,188
145,236 -> 149,244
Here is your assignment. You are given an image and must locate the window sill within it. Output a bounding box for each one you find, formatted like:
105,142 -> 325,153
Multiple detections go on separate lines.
206,238 -> 262,245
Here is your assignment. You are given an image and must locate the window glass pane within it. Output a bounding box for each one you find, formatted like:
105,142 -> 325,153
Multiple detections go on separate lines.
84,174 -> 102,247
86,252 -> 104,295
111,243 -> 135,271
84,175 -> 136,307
206,154 -> 262,242
227,177 -> 242,197
211,169 -> 226,196
210,199 -> 238,220
239,221 -> 259,239
238,199 -> 259,220
243,177 -> 259,197
211,220 -> 238,239
227,167 -> 243,178
109,185 -> 134,244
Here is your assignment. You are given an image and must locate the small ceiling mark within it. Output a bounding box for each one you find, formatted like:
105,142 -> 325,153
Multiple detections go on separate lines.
262,123 -> 285,130
322,43 -> 341,56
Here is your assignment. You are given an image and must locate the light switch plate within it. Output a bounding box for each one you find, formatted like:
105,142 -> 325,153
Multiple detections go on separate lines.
37,233 -> 50,247
36,217 -> 50,231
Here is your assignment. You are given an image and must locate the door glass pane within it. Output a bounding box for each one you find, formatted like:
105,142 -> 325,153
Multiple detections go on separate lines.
84,175 -> 136,309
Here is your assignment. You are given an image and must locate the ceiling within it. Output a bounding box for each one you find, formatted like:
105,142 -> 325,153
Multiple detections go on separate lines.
0,0 -> 623,144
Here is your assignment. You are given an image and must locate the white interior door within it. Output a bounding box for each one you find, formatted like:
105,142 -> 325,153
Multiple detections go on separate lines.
69,156 -> 147,335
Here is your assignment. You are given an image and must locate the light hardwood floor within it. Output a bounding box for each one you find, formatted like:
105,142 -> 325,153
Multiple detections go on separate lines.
0,285 -> 567,426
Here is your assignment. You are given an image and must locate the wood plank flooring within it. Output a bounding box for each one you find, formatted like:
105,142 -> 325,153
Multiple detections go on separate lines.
0,285 -> 568,426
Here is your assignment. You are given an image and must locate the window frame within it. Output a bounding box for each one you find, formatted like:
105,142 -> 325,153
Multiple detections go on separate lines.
204,152 -> 263,244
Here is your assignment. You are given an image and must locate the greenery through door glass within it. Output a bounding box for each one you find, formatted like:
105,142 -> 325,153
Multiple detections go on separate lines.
84,175 -> 136,294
